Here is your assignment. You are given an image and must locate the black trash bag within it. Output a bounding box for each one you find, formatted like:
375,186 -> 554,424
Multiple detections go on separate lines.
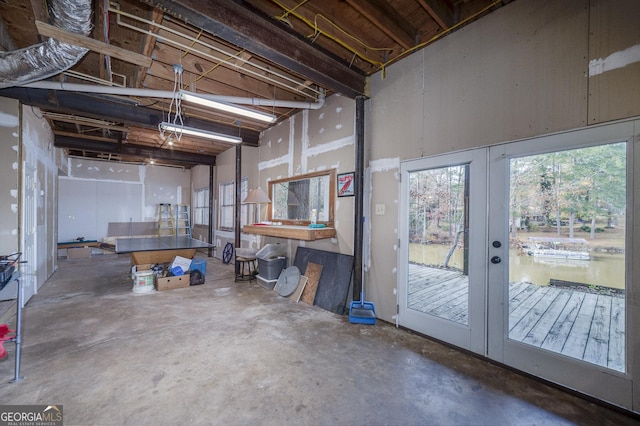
190,269 -> 205,286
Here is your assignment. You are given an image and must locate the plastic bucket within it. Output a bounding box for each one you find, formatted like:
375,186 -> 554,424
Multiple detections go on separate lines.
191,258 -> 207,276
133,270 -> 154,294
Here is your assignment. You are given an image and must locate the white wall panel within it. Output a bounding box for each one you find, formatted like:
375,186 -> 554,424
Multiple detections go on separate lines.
420,0 -> 589,155
588,0 -> 640,124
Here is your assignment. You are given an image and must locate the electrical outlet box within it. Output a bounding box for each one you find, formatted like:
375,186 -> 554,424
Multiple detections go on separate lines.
375,204 -> 385,215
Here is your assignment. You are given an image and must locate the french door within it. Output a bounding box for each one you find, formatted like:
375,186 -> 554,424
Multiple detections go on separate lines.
398,120 -> 636,410
398,149 -> 488,354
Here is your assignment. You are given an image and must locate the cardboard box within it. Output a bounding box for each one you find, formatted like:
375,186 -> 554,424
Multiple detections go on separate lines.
155,275 -> 189,291
67,247 -> 91,259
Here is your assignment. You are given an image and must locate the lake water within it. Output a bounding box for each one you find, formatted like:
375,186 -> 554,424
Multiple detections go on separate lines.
409,243 -> 625,290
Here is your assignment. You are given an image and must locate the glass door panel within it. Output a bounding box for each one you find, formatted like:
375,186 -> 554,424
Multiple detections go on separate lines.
487,121 -> 635,410
399,149 -> 486,354
507,144 -> 626,371
407,164 -> 469,325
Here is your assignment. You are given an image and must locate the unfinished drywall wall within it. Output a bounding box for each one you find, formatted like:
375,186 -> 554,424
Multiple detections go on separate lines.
258,94 -> 355,257
588,0 -> 640,124
60,159 -> 191,242
0,99 -> 58,303
191,164 -> 212,243
214,94 -> 356,263
0,97 -> 19,257
21,104 -> 58,294
213,145 -> 261,255
366,0 -> 640,322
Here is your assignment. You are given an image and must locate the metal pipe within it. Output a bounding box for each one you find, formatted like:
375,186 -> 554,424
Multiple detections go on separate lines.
353,95 -> 366,301
20,81 -> 325,109
11,274 -> 24,382
234,144 -> 242,275
109,5 -> 322,99
208,165 -> 215,258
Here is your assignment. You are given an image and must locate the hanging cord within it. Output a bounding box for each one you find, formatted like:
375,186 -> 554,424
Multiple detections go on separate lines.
159,63 -> 184,142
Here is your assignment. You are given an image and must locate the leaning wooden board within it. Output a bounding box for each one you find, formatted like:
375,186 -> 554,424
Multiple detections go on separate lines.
289,276 -> 308,302
294,247 -> 354,314
300,263 -> 322,305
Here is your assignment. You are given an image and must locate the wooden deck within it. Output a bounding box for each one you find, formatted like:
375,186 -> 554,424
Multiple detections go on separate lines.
408,263 -> 625,371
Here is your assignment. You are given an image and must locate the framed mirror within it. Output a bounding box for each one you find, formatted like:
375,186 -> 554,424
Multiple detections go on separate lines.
268,169 -> 336,225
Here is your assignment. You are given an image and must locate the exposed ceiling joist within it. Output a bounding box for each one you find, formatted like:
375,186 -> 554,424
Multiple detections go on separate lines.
0,0 -> 505,167
0,87 -> 261,145
55,134 -> 216,165
0,17 -> 16,51
346,0 -> 416,49
140,0 -> 367,98
35,21 -> 153,67
416,0 -> 454,29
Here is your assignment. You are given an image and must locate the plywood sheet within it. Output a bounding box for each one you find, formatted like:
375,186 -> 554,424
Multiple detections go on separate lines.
289,275 -> 308,302
294,247 -> 354,314
300,263 -> 322,305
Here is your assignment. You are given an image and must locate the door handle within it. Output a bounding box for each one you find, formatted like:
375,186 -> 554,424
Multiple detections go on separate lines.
491,256 -> 501,264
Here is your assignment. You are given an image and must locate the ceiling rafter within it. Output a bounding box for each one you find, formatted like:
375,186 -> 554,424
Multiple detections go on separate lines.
35,21 -> 153,67
345,0 -> 416,50
0,0 -> 507,167
416,0 -> 454,30
0,17 -> 16,51
0,87 -> 261,145
54,134 -> 216,165
140,0 -> 366,98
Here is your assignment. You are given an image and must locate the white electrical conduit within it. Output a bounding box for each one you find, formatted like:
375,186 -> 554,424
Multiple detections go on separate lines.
20,81 -> 326,110
108,4 -> 323,99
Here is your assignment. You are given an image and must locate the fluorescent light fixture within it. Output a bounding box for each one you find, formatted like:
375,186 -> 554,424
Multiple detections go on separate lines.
180,91 -> 277,123
160,122 -> 242,144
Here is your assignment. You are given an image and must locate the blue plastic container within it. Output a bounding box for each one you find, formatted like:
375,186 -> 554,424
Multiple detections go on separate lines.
190,258 -> 207,276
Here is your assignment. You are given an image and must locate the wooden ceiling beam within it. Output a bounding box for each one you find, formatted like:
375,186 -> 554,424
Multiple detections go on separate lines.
0,87 -> 261,145
0,17 -> 16,51
141,0 -> 366,98
150,26 -> 316,100
135,7 -> 164,89
416,0 -> 454,30
42,114 -> 130,132
345,0 -> 416,49
149,46 -> 304,101
35,21 -> 153,68
54,134 -> 216,166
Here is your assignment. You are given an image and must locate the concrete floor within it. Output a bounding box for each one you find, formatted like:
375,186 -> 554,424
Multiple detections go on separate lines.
0,253 -> 637,425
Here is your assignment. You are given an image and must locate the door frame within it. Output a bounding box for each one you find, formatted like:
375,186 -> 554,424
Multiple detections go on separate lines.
398,148 -> 488,355
486,120 -> 636,410
397,119 -> 638,411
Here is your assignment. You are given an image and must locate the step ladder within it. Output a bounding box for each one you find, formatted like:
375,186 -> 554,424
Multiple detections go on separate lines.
175,204 -> 192,238
158,203 -> 175,237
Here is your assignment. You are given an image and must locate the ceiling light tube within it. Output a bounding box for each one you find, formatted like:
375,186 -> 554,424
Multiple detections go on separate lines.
180,91 -> 277,123
160,122 -> 242,144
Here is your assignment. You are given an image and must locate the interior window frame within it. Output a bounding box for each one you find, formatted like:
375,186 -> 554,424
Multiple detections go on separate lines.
267,169 -> 337,226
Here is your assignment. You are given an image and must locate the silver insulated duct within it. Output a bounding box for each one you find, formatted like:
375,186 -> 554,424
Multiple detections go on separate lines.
0,0 -> 92,88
